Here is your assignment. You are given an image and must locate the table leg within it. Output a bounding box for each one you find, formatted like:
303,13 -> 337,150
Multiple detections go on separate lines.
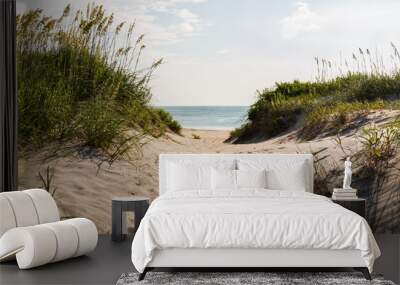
112,202 -> 123,241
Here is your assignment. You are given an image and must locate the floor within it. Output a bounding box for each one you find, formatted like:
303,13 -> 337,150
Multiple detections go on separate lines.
0,234 -> 399,285
0,235 -> 133,285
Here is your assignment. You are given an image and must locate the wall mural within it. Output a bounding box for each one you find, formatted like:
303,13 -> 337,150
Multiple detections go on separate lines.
16,0 -> 399,234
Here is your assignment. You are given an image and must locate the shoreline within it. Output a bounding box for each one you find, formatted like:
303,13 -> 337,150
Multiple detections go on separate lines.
182,127 -> 233,132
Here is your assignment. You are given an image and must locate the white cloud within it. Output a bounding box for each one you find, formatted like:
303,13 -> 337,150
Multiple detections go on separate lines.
217,49 -> 229,55
174,8 -> 202,34
280,2 -> 322,39
149,0 -> 207,12
20,0 -> 400,106
176,8 -> 200,22
105,0 -> 209,46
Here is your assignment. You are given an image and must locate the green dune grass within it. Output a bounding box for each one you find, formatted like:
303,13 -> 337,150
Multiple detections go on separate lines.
230,48 -> 400,233
231,67 -> 400,142
17,4 -> 181,159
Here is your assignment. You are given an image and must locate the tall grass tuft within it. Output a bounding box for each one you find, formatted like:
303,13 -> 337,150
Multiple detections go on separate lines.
231,46 -> 400,142
17,4 -> 181,159
356,122 -> 400,232
38,166 -> 57,197
333,122 -> 400,232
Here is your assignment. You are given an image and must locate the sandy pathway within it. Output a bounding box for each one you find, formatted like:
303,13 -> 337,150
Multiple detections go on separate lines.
17,128 -> 352,233
17,110 -> 399,233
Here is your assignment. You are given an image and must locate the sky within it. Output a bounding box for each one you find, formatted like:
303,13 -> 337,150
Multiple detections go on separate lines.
17,0 -> 400,106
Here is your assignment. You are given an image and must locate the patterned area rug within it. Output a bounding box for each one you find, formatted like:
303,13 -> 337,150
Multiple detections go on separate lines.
116,272 -> 395,285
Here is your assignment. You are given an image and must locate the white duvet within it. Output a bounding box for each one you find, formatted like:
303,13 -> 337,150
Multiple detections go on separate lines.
131,190 -> 380,273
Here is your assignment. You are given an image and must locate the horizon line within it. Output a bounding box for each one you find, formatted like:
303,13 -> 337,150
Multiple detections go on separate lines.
155,105 -> 250,107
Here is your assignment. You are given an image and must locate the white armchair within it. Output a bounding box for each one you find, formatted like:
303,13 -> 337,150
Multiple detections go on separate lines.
0,189 -> 98,269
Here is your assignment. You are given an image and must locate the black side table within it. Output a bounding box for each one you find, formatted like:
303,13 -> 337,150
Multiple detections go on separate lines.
331,198 -> 366,219
112,196 -> 150,242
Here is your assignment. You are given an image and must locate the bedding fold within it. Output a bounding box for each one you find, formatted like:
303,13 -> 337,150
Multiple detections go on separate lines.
131,190 -> 380,273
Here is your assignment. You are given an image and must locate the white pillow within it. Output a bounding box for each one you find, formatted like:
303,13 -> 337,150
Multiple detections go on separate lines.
236,169 -> 267,189
238,159 -> 308,191
166,159 -> 236,192
211,168 -> 236,190
166,159 -> 236,170
167,163 -> 211,191
266,166 -> 307,191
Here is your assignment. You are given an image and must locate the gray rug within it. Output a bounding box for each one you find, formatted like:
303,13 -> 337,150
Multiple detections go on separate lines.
116,272 -> 396,285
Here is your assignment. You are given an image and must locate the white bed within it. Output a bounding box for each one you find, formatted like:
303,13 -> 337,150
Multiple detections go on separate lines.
131,154 -> 380,280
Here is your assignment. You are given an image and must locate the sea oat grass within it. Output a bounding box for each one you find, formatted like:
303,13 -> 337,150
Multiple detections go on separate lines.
231,54 -> 400,142
17,4 -> 181,159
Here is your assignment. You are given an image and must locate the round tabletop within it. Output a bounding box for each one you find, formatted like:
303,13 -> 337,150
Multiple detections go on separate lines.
331,197 -> 365,201
112,196 -> 149,202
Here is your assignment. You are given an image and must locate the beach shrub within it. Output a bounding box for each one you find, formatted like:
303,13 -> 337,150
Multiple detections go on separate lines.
333,122 -> 400,232
17,4 -> 181,158
167,120 -> 183,135
231,53 -> 400,142
153,108 -> 182,135
300,100 -> 392,139
77,99 -> 124,149
357,121 -> 400,170
356,122 -> 400,232
122,105 -> 182,138
38,166 -> 58,197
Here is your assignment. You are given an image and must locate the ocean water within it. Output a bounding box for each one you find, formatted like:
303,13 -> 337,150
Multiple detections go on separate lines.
162,106 -> 249,130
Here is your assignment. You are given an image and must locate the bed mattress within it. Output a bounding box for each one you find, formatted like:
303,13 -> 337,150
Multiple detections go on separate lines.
131,190 -> 380,273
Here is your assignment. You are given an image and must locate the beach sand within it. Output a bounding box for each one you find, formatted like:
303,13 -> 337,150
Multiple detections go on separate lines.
17,110 -> 400,234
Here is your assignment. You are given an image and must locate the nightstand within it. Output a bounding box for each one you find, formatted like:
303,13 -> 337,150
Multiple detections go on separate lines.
112,196 -> 150,242
331,198 -> 366,218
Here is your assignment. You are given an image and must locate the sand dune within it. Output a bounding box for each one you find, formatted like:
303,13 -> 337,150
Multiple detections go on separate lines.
17,110 -> 399,234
